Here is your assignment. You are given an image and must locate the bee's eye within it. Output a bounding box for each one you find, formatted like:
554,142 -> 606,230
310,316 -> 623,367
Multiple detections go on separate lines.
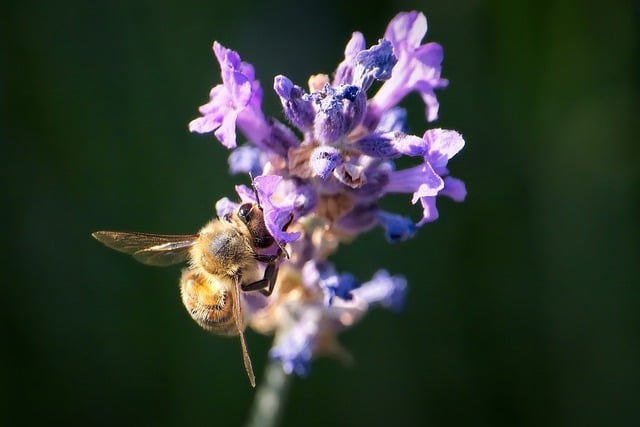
238,203 -> 253,224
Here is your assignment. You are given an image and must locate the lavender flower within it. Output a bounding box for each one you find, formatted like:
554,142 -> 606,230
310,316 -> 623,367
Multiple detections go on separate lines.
189,10 -> 466,378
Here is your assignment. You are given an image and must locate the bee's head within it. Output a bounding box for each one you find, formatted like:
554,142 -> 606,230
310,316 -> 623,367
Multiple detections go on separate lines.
236,203 -> 274,249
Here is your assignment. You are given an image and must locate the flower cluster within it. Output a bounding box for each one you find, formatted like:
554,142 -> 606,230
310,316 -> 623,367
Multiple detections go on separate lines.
190,11 -> 466,376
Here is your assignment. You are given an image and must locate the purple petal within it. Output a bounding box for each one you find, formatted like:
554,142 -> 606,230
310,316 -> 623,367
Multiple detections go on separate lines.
273,74 -> 295,97
442,176 -> 467,202
352,270 -> 407,311
274,75 -> 315,131
392,133 -> 430,156
355,39 -> 396,81
384,11 -> 427,52
419,86 -> 441,122
213,41 -> 241,72
342,88 -> 367,134
188,113 -> 222,134
269,310 -> 320,376
190,41 -> 264,148
252,175 -> 301,243
369,13 -> 447,122
417,196 -> 439,225
335,203 -> 378,235
309,146 -> 342,179
304,261 -> 359,306
333,31 -> 366,85
348,162 -> 392,203
273,179 -> 318,217
292,183 -> 318,216
411,165 -> 444,202
301,262 -> 319,291
413,43 -> 445,78
228,145 -> 264,176
355,132 -> 426,159
215,197 -> 238,218
353,39 -> 397,91
226,69 -> 252,107
423,128 -> 465,169
234,184 -> 256,204
384,162 -> 443,199
375,210 -> 417,242
188,87 -> 228,134
259,117 -> 301,156
212,42 -> 250,104
324,272 -> 358,305
252,174 -> 282,197
354,133 -> 402,158
197,86 -> 229,117
311,84 -> 364,143
375,107 -> 407,133
214,110 -> 239,148
239,61 -> 256,83
344,32 -> 366,59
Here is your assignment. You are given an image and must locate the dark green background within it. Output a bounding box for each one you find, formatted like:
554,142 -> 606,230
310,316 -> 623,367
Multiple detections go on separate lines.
2,0 -> 638,425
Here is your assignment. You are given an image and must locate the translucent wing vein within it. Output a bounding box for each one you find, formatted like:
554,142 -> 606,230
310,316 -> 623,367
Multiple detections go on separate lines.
92,231 -> 198,266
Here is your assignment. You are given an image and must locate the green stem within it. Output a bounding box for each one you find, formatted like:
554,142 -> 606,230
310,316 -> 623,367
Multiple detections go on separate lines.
244,359 -> 292,427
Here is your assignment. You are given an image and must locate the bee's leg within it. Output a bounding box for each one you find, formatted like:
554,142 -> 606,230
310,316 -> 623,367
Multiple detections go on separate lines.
241,261 -> 279,296
254,253 -> 281,264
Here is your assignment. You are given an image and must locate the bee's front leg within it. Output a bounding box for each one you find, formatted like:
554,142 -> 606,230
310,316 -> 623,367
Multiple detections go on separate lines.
241,261 -> 279,296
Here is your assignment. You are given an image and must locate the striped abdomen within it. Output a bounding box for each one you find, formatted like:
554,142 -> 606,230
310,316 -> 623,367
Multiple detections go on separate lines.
179,269 -> 239,336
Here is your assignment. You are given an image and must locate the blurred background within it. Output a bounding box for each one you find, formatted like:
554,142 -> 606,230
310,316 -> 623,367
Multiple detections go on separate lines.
2,0 -> 638,425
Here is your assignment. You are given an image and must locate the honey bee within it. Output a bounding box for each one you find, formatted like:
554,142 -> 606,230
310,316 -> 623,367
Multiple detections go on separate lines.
92,201 -> 287,387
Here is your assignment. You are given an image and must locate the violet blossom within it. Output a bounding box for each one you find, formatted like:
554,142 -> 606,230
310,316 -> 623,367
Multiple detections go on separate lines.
189,10 -> 466,378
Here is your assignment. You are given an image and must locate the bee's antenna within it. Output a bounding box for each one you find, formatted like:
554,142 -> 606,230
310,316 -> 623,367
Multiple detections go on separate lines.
248,172 -> 262,208
277,214 -> 293,260
279,242 -> 290,259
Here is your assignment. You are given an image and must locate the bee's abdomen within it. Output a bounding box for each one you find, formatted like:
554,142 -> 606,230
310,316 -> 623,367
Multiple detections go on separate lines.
179,269 -> 239,336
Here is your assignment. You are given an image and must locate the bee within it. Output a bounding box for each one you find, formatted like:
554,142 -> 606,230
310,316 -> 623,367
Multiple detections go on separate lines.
92,200 -> 287,387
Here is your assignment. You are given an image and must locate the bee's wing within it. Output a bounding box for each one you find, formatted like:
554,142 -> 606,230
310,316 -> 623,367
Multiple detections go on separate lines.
234,275 -> 256,387
92,231 -> 198,267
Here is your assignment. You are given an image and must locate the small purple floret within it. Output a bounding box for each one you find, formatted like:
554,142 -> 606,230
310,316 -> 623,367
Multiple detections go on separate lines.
269,310 -> 319,376
334,31 -> 366,85
228,145 -> 264,176
310,146 -> 342,179
355,132 -> 427,159
215,197 -> 238,218
189,42 -> 257,149
311,84 -> 364,143
369,11 -> 448,122
375,211 -> 417,242
376,107 -> 407,133
274,75 -> 315,132
352,270 -> 407,311
384,162 -> 444,200
353,39 -> 397,91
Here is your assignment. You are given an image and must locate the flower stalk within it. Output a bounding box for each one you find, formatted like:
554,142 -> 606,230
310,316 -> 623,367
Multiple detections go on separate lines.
244,360 -> 292,427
